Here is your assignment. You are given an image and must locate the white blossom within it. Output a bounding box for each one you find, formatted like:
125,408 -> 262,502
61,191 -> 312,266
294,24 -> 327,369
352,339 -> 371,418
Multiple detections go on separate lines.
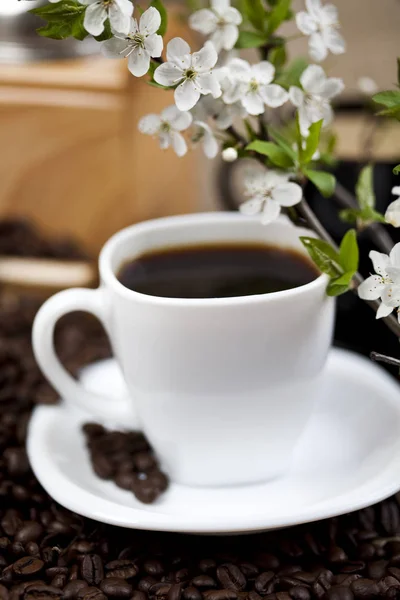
192,121 -> 219,159
154,38 -> 221,112
289,65 -> 344,136
357,76 -> 378,96
138,105 -> 193,157
240,170 -> 303,225
385,187 -> 400,228
189,0 -> 242,52
79,0 -> 133,36
223,59 -> 288,116
101,9 -> 162,77
358,246 -> 400,320
222,147 -> 238,162
296,0 -> 345,62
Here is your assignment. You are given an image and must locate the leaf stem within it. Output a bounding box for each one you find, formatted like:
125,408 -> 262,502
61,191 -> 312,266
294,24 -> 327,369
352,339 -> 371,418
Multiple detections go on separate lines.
370,351 -> 400,368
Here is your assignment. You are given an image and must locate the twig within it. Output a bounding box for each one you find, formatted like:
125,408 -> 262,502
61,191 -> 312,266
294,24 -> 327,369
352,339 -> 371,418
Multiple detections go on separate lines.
334,181 -> 393,254
227,126 -> 247,146
370,351 -> 400,368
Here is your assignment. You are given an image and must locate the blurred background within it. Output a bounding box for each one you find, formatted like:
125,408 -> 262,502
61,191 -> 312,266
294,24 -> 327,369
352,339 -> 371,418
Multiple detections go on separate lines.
0,0 -> 400,361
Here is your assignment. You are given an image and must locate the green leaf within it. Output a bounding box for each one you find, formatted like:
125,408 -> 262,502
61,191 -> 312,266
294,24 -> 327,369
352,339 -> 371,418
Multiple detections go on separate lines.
326,280 -> 352,297
150,0 -> 168,36
356,165 -> 375,210
300,237 -> 342,279
267,0 -> 291,34
235,30 -> 268,48
275,57 -> 308,89
377,106 -> 400,120
394,164 -> 400,175
246,140 -> 294,168
300,119 -> 323,165
268,127 -> 297,160
373,90 -> 400,108
268,45 -> 287,69
94,19 -> 112,41
31,0 -> 88,40
242,0 -> 266,32
339,229 -> 359,274
339,209 -> 358,224
304,168 -> 336,198
398,58 -> 400,86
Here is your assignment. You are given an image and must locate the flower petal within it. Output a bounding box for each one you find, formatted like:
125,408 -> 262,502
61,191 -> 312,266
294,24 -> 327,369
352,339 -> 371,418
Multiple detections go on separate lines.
390,243 -> 400,267
385,199 -> 400,228
240,198 -> 264,216
358,275 -> 385,301
300,64 -> 327,94
260,84 -> 289,108
318,76 -> 344,99
167,37 -> 191,68
159,132 -> 171,150
224,7 -> 242,25
189,9 -> 217,35
309,32 -> 328,62
170,132 -> 188,157
154,62 -> 183,86
272,182 -> 303,207
101,37 -> 130,59
386,266 -> 400,284
212,0 -> 230,11
242,91 -> 264,116
226,57 -> 251,80
393,186 -> 400,196
296,11 -> 318,34
145,34 -> 163,58
323,28 -> 346,55
289,86 -> 304,107
305,0 -> 323,19
321,3 -> 339,25
195,73 -> 222,98
114,0 -> 134,17
139,7 -> 161,35
138,114 -> 162,135
376,302 -> 393,319
251,61 -> 275,85
201,131 -> 219,159
83,3 -> 107,36
175,79 -> 201,111
128,48 -> 150,77
261,199 -> 281,224
215,24 -> 239,51
192,41 -> 218,72
370,250 -> 390,277
109,1 -> 132,35
165,106 -> 193,130
381,284 -> 400,308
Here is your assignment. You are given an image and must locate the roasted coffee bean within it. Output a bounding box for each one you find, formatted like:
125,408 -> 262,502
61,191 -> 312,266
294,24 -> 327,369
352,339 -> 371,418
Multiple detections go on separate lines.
288,586 -> 310,600
149,584 -> 172,598
11,542 -> 26,557
325,586 -> 354,600
79,588 -> 105,600
254,556 -> 280,572
114,472 -> 136,492
167,584 -> 182,600
13,557 -> 44,576
367,561 -> 387,580
255,572 -> 275,595
203,591 -> 238,600
82,424 -> 105,438
334,576 -> 362,588
312,571 -> 333,599
144,560 -> 165,577
131,593 -> 147,600
92,456 -> 115,480
377,576 -> 399,593
381,502 -> 400,535
138,578 -> 157,593
81,556 -> 104,586
51,576 -> 67,590
104,561 -> 138,580
350,579 -> 380,599
216,565 -> 246,592
24,583 -> 62,600
191,575 -> 217,589
388,568 -> 400,582
25,543 -> 40,558
198,560 -> 217,574
238,564 -> 258,579
341,564 -> 366,575
99,579 -> 133,598
2,510 -> 22,536
248,593 -> 263,600
0,584 -> 9,600
183,588 -> 202,600
134,453 -> 156,472
62,581 -> 88,600
4,448 -> 30,476
329,547 -> 348,563
174,569 -> 190,584
15,523 -> 43,544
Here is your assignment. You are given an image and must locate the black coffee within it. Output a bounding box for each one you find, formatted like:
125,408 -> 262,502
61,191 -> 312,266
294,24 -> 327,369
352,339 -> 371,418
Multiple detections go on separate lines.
117,243 -> 319,300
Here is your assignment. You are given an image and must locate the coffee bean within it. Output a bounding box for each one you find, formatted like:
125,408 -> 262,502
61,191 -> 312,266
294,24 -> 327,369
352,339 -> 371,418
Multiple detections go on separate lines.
350,579 -> 380,599
131,593 -> 147,600
99,578 -> 133,598
134,453 -> 156,472
255,572 -> 275,595
288,587 -> 310,600
381,502 -> 400,535
334,576 -> 362,588
92,456 -> 115,480
248,593 -> 263,600
388,568 -> 400,582
312,571 -> 333,599
24,584 -> 62,600
15,523 -> 43,545
191,575 -> 217,589
144,560 -> 165,577
11,542 -> 26,558
329,547 -> 349,564
378,576 -> 399,594
105,561 -> 138,580
138,578 -> 157,593
183,588 -> 202,600
149,584 -> 172,598
2,510 -> 22,536
13,557 -> 44,576
216,565 -> 246,592
175,569 -> 190,584
167,584 -> 182,600
367,561 -> 388,580
325,587 -> 354,600
198,560 -> 217,574
82,425 -> 105,438
63,581 -> 88,600
132,482 -> 160,505
51,576 -> 67,590
81,556 -> 104,586
114,473 -> 136,492
203,591 -> 238,600
239,564 -> 259,579
80,588 -> 106,600
254,556 -> 280,572
25,543 -> 40,558
0,584 -> 9,600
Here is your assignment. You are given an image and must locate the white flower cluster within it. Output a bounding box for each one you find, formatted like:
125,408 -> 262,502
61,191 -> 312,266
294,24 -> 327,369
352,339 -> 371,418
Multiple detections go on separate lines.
359,246 -> 400,321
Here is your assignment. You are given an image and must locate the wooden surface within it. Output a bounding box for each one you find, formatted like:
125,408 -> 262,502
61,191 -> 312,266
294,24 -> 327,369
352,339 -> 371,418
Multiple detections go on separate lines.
0,12 -> 204,255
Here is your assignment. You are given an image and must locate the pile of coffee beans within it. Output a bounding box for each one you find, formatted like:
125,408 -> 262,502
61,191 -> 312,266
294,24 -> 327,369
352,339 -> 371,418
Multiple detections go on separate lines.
3,220 -> 400,600
82,425 -> 169,504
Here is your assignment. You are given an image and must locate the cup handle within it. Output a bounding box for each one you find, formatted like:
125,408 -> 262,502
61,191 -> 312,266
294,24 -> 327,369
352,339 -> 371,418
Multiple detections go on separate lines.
32,288 -> 132,422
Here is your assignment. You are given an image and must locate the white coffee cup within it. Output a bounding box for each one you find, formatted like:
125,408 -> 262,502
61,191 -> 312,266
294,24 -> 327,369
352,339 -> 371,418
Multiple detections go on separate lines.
32,213 -> 334,487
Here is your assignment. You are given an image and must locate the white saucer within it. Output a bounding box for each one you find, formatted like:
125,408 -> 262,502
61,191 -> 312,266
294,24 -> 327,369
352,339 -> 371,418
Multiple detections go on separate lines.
28,348 -> 400,535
